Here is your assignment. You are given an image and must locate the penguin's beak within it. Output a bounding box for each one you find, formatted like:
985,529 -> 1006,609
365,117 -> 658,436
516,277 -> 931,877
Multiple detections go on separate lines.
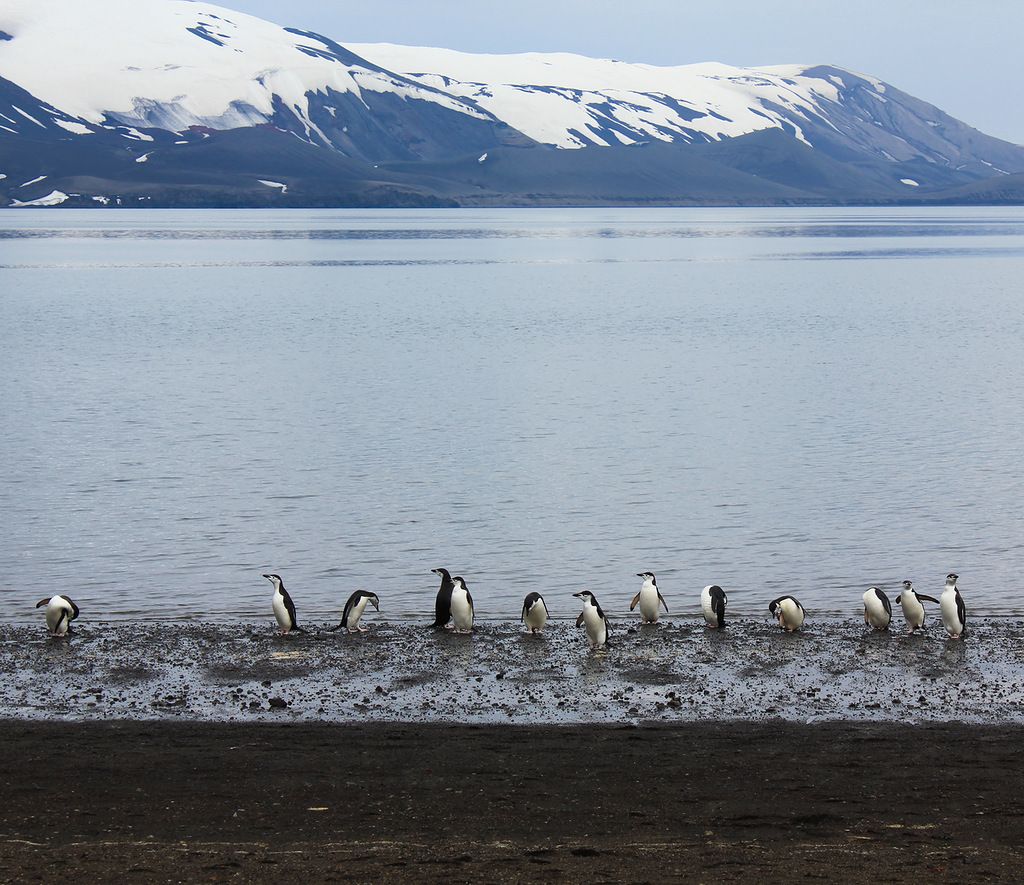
371,598 -> 380,611
572,591 -> 583,598
430,568 -> 441,575
636,573 -> 644,577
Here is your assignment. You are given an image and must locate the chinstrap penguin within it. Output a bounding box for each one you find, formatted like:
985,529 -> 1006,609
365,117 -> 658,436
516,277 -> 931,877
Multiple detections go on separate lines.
768,595 -> 806,632
573,590 -> 609,648
521,592 -> 548,633
701,584 -> 728,629
430,567 -> 455,629
332,589 -> 380,633
450,576 -> 474,633
35,595 -> 80,637
940,573 -> 967,640
631,572 -> 668,623
863,587 -> 892,631
263,573 -> 304,634
895,580 -> 939,633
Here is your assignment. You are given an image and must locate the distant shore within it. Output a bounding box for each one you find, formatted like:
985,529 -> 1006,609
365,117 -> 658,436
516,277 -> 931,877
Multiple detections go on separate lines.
2,720 -> 1022,882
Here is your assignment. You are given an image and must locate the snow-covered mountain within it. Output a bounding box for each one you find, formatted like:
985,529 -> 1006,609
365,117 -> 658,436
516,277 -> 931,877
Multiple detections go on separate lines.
1,0 -> 1023,207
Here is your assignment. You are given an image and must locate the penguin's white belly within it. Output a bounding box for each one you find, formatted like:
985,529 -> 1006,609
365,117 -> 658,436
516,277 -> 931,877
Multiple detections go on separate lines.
451,588 -> 473,630
863,594 -> 889,628
583,606 -> 606,646
900,596 -> 925,628
701,592 -> 716,627
46,599 -> 70,634
779,600 -> 804,630
272,594 -> 291,630
941,592 -> 962,633
347,596 -> 368,628
525,601 -> 547,630
639,587 -> 659,622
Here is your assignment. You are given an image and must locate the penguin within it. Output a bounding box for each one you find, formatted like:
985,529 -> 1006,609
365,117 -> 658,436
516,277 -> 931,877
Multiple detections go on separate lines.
573,590 -> 609,648
35,595 -> 79,637
863,587 -> 892,631
331,589 -> 379,633
894,580 -> 939,633
701,584 -> 728,629
450,576 -> 474,634
263,573 -> 303,634
940,573 -> 967,640
430,567 -> 454,629
521,592 -> 548,633
630,572 -> 668,624
768,595 -> 806,632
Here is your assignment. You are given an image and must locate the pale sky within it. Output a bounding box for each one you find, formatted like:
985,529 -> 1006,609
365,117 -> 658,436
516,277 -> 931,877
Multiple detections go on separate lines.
225,0 -> 1024,145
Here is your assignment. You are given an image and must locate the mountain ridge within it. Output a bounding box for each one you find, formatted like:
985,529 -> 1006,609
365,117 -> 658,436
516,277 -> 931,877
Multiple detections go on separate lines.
1,0 -> 1022,207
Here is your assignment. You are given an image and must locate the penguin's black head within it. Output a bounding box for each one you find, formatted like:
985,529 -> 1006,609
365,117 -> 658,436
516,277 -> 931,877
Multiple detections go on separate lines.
902,580 -> 913,588
768,599 -> 779,616
573,590 -> 595,601
636,572 -> 655,580
431,567 -> 451,579
452,576 -> 467,588
262,573 -> 282,584
366,592 -> 380,610
946,573 -> 959,583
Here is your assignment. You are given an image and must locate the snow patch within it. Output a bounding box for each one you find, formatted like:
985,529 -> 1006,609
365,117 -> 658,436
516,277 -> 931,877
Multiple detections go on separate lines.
11,105 -> 45,127
477,152 -> 487,163
135,151 -> 152,163
92,195 -> 110,204
900,178 -> 919,186
257,179 -> 288,193
53,119 -> 93,135
20,175 -> 47,187
980,159 -> 1010,174
0,173 -> 6,180
10,189 -> 70,206
120,127 -> 154,141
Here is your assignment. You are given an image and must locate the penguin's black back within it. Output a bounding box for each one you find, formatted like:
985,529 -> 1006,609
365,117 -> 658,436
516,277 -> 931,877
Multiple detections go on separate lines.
709,585 -> 727,628
431,569 -> 454,628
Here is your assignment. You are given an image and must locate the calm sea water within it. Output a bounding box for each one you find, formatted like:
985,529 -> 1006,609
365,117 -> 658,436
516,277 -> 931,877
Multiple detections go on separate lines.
2,207 -> 1023,623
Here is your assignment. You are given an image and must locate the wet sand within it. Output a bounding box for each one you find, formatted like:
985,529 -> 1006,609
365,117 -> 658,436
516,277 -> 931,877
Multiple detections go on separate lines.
3,720 -> 1024,882
3,618 -> 1024,724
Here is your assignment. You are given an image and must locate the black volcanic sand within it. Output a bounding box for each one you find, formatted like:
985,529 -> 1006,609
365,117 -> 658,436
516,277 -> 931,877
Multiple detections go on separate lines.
3,721 -> 1024,882
2,618 -> 1024,723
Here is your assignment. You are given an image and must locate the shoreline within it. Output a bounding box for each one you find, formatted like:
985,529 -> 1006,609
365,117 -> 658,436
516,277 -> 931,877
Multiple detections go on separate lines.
3,720 -> 1023,882
3,619 -> 1023,726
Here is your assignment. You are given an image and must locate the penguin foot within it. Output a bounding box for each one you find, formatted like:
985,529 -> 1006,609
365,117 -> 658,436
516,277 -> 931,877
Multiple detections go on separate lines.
358,626 -> 369,633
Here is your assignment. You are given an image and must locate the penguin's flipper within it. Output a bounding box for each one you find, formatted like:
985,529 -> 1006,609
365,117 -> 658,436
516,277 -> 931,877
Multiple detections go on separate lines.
35,598 -> 51,609
341,592 -> 359,630
282,589 -> 299,631
918,594 -> 940,604
53,608 -> 68,634
955,590 -> 966,632
68,599 -> 80,621
895,594 -> 902,604
576,612 -> 585,628
629,593 -> 641,611
657,590 -> 668,613
877,589 -> 892,617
